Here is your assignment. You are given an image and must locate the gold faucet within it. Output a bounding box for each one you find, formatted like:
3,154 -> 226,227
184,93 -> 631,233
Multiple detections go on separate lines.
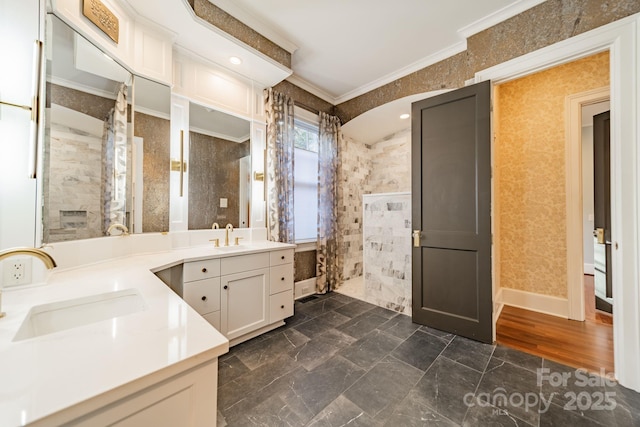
106,223 -> 129,236
212,222 -> 220,229
0,247 -> 57,269
225,223 -> 234,246
0,248 -> 57,318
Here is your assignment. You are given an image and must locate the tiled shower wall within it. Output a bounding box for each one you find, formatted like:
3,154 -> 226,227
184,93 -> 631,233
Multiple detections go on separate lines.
337,134 -> 371,281
337,130 -> 411,282
363,193 -> 412,314
46,122 -> 103,242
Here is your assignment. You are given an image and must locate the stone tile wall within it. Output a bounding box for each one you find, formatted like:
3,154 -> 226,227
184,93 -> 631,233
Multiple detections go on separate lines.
367,130 -> 411,193
337,129 -> 411,283
46,123 -> 103,242
337,134 -> 372,281
363,193 -> 412,314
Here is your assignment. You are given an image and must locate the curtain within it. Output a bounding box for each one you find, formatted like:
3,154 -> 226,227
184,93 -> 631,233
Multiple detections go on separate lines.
102,83 -> 128,232
265,88 -> 295,243
316,112 -> 342,293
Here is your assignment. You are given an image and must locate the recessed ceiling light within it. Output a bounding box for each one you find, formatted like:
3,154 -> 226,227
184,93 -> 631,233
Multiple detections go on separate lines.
229,56 -> 242,65
400,113 -> 410,120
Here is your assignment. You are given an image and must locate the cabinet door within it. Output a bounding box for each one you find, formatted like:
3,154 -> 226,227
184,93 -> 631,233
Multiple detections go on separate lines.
221,268 -> 269,340
0,0 -> 40,107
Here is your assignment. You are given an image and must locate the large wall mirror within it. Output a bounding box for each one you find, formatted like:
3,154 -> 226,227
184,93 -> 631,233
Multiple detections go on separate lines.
188,102 -> 251,229
43,15 -> 172,242
134,77 -> 171,233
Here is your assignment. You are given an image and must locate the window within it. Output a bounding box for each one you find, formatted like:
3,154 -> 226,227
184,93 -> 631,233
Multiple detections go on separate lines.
293,119 -> 319,242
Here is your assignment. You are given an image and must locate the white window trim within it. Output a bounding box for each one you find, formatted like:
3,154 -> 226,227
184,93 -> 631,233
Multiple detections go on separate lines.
294,105 -> 320,126
293,107 -> 320,244
295,241 -> 317,252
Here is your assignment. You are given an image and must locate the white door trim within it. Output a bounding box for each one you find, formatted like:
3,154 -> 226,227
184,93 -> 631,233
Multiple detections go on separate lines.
476,13 -> 640,391
565,86 -> 610,322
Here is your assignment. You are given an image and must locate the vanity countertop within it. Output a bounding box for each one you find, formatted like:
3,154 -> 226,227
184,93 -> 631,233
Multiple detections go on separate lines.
0,240 -> 294,426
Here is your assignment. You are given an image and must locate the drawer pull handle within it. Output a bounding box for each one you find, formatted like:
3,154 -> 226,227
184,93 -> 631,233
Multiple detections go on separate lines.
223,285 -> 228,290
281,277 -> 285,281
202,268 -> 207,273
281,305 -> 285,309
201,296 -> 207,301
281,255 -> 285,260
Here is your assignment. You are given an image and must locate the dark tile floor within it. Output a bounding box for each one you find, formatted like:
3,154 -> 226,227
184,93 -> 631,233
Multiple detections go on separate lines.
217,292 -> 640,426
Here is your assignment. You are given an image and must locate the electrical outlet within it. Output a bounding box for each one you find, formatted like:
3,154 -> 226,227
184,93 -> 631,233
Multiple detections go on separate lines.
2,258 -> 32,286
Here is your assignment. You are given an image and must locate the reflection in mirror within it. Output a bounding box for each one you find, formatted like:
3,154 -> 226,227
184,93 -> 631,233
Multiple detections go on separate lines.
188,103 -> 251,229
133,77 -> 171,233
43,15 -> 132,243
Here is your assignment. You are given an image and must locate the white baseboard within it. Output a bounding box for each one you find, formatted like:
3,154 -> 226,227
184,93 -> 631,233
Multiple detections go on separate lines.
295,278 -> 316,300
493,288 -> 505,342
584,263 -> 595,275
498,287 -> 569,318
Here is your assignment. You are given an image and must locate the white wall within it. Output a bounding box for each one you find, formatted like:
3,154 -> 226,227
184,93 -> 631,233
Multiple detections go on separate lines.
582,124 -> 595,273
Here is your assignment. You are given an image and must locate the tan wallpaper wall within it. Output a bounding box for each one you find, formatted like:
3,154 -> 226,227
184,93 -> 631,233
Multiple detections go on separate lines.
497,51 -> 609,298
135,113 -> 170,233
188,132 -> 250,230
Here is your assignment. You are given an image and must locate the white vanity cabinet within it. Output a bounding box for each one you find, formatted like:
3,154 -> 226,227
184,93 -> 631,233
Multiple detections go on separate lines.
49,360 -> 219,427
181,247 -> 295,345
183,258 -> 222,330
269,249 -> 294,323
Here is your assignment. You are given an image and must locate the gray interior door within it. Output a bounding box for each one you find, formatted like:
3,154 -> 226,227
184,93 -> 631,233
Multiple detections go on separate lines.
593,110 -> 612,313
411,81 -> 492,343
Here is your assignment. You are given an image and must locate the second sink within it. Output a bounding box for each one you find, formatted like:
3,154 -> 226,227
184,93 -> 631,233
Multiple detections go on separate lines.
13,289 -> 146,341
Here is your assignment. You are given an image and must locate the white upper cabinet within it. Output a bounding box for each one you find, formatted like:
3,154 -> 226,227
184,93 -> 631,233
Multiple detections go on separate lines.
133,19 -> 174,84
173,49 -> 253,119
0,0 -> 41,107
49,0 -> 173,85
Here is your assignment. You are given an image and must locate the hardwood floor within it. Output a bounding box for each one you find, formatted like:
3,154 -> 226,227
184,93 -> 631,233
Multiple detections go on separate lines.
496,275 -> 614,375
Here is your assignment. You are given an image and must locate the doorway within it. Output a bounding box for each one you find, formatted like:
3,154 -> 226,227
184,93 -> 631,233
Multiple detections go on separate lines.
491,53 -> 613,372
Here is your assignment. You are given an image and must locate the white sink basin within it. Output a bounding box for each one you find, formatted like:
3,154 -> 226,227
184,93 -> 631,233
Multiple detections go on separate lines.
13,289 -> 146,341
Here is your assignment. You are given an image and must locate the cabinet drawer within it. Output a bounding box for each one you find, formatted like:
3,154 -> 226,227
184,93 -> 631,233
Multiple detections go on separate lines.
221,252 -> 269,276
202,310 -> 221,331
183,277 -> 221,315
270,249 -> 294,266
184,258 -> 220,283
269,290 -> 293,323
269,263 -> 293,294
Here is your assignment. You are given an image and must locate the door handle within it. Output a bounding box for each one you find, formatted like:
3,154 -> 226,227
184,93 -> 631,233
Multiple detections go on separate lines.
593,228 -> 605,244
412,230 -> 421,247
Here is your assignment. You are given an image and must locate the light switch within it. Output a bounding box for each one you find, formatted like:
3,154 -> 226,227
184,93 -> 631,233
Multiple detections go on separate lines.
220,198 -> 228,208
588,214 -> 594,222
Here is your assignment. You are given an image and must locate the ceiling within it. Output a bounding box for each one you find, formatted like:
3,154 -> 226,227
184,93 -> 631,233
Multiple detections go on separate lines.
210,0 -> 546,104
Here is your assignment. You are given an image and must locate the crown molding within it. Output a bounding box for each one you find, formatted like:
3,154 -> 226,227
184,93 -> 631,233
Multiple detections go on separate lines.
285,74 -> 337,105
207,0 -> 299,54
190,125 -> 250,143
334,41 -> 467,105
458,0 -> 547,39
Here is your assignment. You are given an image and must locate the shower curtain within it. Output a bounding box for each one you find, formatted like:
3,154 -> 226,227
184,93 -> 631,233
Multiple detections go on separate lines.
265,88 -> 295,243
316,112 -> 342,293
